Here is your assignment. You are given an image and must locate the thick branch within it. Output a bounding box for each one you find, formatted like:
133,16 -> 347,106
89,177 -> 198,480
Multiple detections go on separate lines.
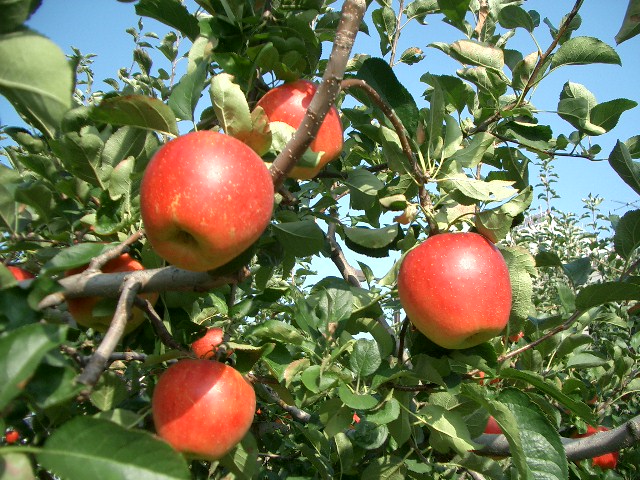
474,415 -> 640,461
269,0 -> 366,189
38,266 -> 250,310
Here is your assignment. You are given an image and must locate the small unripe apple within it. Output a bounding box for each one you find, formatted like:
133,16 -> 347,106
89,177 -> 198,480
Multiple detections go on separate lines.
572,425 -> 619,470
4,429 -> 19,444
140,131 -> 274,272
152,359 -> 256,460
65,253 -> 158,333
397,232 -> 512,349
191,327 -> 225,359
256,79 -> 343,179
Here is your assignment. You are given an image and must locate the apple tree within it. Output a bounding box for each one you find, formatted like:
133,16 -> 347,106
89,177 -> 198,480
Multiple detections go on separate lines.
1,0 -> 640,478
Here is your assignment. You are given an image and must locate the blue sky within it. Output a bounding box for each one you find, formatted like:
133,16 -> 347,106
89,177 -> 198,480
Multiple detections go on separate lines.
2,0 -> 640,221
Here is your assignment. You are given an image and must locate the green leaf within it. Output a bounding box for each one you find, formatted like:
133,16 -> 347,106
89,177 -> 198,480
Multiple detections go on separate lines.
37,417 -> 190,480
566,352 -> 608,369
445,178 -> 516,204
350,338 -> 382,378
52,130 -> 110,189
615,0 -> 640,44
551,36 -> 621,70
91,95 -> 179,137
367,398 -> 401,424
575,279 -> 640,309
90,372 -> 129,411
562,257 -> 591,286
168,60 -> 208,121
135,0 -> 199,41
218,433 -> 260,479
498,5 -> 535,32
355,57 -> 419,135
498,389 -> 568,480
43,242 -> 115,274
249,320 -> 306,346
498,369 -> 595,424
0,29 -> 73,138
209,73 -> 252,138
338,384 -> 378,410
421,404 -> 478,454
501,246 -> 535,321
344,169 -> 385,210
608,140 -> 640,196
442,40 -> 505,72
614,209 -> 640,259
272,220 -> 325,258
446,131 -> 494,168
300,365 -> 344,394
343,224 -> 402,258
589,98 -> 638,134
0,0 -> 41,33
0,323 -> 67,410
437,0 -> 470,25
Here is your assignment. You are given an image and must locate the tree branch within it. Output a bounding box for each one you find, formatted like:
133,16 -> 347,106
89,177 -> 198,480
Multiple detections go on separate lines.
85,230 -> 144,273
134,296 -> 185,351
38,265 -> 251,310
269,0 -> 367,189
474,415 -> 640,461
76,276 -> 141,388
251,380 -> 312,424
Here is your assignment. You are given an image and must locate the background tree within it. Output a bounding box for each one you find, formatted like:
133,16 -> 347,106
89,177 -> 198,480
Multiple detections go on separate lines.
1,0 -> 639,479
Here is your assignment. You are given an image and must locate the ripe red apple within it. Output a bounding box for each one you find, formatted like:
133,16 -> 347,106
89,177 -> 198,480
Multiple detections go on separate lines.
4,429 -> 19,444
397,232 -> 512,349
2,265 -> 34,286
140,131 -> 274,272
572,425 -> 619,470
152,359 -> 256,460
191,327 -> 225,359
484,416 -> 502,435
65,253 -> 159,333
255,79 -> 343,179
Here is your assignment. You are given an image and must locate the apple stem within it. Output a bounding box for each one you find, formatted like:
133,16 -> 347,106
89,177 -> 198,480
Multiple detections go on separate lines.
269,0 -> 366,189
77,276 -> 142,389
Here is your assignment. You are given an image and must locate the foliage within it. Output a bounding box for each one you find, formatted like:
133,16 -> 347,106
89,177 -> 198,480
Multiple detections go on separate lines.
1,0 -> 640,479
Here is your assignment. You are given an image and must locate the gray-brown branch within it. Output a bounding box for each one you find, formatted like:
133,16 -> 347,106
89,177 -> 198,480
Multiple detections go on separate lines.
269,0 -> 367,189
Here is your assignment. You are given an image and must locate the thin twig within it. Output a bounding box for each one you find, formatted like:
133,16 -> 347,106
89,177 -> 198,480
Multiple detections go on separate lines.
86,230 -> 144,273
76,276 -> 142,388
252,381 -> 312,424
134,296 -> 185,351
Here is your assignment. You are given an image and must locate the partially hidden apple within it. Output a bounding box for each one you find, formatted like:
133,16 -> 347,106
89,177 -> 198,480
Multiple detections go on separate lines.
152,359 -> 256,460
4,429 -> 20,444
484,416 -> 502,435
191,327 -> 225,359
572,425 -> 619,470
397,232 -> 512,350
508,331 -> 524,342
65,253 -> 158,333
140,131 -> 274,272
255,79 -> 343,179
2,265 -> 34,286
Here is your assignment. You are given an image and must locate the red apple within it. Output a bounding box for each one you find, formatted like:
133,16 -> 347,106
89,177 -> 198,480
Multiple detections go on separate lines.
4,429 -> 19,444
65,253 -> 159,333
397,232 -> 512,349
484,416 -> 502,435
255,79 -> 343,179
152,359 -> 256,460
572,425 -> 619,470
508,331 -> 524,342
140,131 -> 274,272
191,327 -> 225,359
2,265 -> 34,285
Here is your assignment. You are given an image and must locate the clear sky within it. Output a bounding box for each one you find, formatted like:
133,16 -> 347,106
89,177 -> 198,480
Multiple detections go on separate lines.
2,0 -> 639,222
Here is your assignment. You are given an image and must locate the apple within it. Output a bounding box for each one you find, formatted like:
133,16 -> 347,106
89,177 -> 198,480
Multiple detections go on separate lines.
484,416 -> 502,435
65,253 -> 159,333
191,327 -> 225,359
140,131 -> 274,272
572,425 -> 619,470
508,331 -> 524,342
5,265 -> 34,282
255,79 -> 343,179
4,429 -> 19,444
397,232 -> 512,349
152,359 -> 256,460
